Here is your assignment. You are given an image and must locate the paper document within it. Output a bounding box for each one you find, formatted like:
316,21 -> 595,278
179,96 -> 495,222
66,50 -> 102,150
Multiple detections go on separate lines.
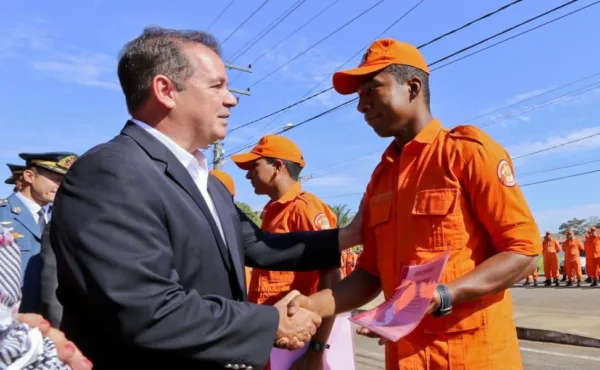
270,312 -> 356,370
349,253 -> 449,342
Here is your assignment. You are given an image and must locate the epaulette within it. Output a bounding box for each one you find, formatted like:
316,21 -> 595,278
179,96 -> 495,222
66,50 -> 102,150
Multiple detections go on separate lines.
447,124 -> 489,146
0,199 -> 7,207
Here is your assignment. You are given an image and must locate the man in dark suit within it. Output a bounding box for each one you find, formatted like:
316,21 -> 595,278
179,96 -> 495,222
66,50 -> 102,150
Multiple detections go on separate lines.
40,222 -> 62,327
50,26 -> 362,370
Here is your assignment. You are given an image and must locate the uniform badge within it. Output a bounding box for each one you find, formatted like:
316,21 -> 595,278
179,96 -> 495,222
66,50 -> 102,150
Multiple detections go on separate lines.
11,207 -> 21,215
57,155 -> 77,170
314,213 -> 331,230
0,199 -> 7,207
497,159 -> 516,187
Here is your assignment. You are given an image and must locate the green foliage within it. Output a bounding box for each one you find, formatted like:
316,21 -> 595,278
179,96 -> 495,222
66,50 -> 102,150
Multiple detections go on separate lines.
328,204 -> 354,228
236,201 -> 261,226
557,216 -> 600,236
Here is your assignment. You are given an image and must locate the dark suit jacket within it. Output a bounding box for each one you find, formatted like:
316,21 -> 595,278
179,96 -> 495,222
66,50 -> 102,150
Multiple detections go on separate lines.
50,121 -> 341,370
40,223 -> 62,327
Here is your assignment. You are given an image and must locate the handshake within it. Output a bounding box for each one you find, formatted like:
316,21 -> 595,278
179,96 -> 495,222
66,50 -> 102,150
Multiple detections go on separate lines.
272,290 -> 321,351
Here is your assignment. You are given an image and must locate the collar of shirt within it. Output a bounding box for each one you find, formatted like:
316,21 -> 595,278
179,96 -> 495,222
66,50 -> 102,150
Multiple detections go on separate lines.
381,119 -> 443,163
130,119 -> 210,189
263,181 -> 302,211
15,192 -> 43,222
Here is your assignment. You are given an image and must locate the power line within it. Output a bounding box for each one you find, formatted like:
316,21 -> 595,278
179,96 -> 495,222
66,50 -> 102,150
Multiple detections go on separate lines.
430,0 -> 600,72
226,0 -> 536,134
513,131 -> 600,160
207,0 -> 237,31
248,0 -> 385,88
224,0 -> 594,164
251,0 -> 428,136
479,81 -> 600,128
228,0 -> 306,64
518,157 -> 600,177
465,71 -> 600,123
428,0 -> 578,68
221,0 -> 270,46
248,0 -> 342,67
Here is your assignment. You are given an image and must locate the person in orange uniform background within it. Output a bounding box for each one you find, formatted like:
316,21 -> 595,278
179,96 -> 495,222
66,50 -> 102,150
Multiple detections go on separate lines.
231,135 -> 342,370
286,38 -> 541,370
562,229 -> 584,287
340,249 -> 357,278
541,231 -> 561,286
523,265 -> 538,286
585,229 -> 596,284
210,169 -> 252,291
588,227 -> 600,286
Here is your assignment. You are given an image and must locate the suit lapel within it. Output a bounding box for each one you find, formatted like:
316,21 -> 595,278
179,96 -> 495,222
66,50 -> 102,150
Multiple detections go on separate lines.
208,178 -> 245,296
120,121 -> 232,271
9,194 -> 41,240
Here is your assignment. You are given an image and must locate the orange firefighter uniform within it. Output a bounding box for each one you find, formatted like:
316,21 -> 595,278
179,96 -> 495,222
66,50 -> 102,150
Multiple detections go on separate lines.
524,265 -> 538,286
353,120 -> 541,369
588,227 -> 600,286
541,231 -> 561,286
210,169 -> 252,291
562,230 -> 584,285
585,230 -> 597,283
334,39 -> 541,369
341,249 -> 357,278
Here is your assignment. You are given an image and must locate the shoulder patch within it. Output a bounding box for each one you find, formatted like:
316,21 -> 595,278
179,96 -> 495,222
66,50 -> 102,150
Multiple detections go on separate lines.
497,159 -> 516,187
314,213 -> 331,230
448,124 -> 488,146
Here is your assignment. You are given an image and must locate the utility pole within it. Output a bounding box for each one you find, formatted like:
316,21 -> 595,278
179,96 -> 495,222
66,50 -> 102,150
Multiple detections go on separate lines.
213,62 -> 253,170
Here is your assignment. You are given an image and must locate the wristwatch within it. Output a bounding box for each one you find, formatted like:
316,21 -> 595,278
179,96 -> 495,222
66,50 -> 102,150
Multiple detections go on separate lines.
308,340 -> 330,352
433,284 -> 453,318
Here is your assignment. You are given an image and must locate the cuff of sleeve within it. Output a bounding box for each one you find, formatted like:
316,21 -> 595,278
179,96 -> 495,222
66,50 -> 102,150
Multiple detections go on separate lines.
246,305 -> 280,368
493,223 -> 543,255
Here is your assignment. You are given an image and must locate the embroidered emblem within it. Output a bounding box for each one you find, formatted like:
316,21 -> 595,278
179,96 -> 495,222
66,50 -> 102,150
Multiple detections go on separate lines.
497,160 -> 516,187
57,155 -> 77,170
314,213 -> 331,230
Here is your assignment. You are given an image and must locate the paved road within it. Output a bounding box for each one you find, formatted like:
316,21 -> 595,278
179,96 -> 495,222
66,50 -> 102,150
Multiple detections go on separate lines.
354,329 -> 600,369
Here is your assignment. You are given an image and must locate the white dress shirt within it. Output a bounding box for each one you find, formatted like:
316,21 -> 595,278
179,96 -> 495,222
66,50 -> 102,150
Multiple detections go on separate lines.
130,119 -> 227,245
15,192 -> 46,224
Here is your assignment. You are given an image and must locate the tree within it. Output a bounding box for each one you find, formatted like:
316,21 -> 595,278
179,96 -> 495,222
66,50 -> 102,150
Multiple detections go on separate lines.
329,204 -> 353,227
558,217 -> 588,236
236,202 -> 261,226
584,216 -> 600,230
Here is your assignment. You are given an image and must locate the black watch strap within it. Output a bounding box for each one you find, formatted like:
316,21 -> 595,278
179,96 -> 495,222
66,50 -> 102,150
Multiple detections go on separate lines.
433,284 -> 452,318
309,340 -> 330,352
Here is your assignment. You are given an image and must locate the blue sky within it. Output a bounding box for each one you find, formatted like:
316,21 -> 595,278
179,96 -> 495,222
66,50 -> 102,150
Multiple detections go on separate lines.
1,0 -> 600,232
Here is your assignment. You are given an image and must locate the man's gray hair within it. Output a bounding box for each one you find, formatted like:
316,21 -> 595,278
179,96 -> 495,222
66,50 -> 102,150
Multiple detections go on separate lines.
117,26 -> 221,113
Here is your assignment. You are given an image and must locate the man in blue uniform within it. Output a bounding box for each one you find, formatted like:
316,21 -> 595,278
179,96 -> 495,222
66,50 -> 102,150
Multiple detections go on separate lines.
0,152 -> 77,314
4,163 -> 26,192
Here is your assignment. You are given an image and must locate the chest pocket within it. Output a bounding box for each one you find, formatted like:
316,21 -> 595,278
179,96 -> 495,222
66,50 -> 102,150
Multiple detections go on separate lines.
411,188 -> 465,251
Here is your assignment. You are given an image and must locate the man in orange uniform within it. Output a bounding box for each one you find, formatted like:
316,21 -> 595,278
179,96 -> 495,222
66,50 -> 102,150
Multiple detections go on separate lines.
541,231 -> 561,286
340,249 -> 357,278
562,230 -> 584,287
588,227 -> 600,286
287,38 -> 541,370
523,265 -> 538,286
210,169 -> 253,291
231,135 -> 342,370
585,230 -> 596,284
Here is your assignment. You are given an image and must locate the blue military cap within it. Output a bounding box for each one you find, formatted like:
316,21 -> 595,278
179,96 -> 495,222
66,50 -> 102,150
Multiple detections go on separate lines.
18,152 -> 78,175
4,163 -> 26,185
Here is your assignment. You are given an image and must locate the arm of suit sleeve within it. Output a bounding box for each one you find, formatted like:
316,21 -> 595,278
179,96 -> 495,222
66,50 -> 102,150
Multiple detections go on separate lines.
61,159 -> 278,366
241,207 -> 341,272
463,143 -> 542,256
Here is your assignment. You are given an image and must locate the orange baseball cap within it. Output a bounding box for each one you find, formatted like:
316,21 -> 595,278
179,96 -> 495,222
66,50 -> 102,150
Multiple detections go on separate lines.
210,169 -> 235,196
230,135 -> 306,171
332,38 -> 429,95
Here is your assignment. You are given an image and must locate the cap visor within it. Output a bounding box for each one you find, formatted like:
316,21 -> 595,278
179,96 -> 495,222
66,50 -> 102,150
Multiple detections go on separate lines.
332,62 -> 391,95
230,152 -> 261,170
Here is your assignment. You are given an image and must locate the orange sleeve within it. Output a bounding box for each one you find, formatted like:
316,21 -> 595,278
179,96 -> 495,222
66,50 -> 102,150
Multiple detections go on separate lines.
289,197 -> 336,232
355,186 -> 380,278
461,136 -> 542,256
555,240 -> 561,252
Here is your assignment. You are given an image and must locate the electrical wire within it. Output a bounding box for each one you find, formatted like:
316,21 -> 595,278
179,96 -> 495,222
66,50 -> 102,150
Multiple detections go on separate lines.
248,0 -> 385,88
228,0 -> 306,64
221,0 -> 270,46
207,0 -> 237,31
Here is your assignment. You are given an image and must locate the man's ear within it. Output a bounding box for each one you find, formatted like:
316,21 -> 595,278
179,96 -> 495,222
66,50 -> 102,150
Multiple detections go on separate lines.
22,168 -> 36,184
407,77 -> 423,101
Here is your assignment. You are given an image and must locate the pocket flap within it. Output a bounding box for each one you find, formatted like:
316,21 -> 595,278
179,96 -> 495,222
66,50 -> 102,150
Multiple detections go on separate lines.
412,188 -> 459,216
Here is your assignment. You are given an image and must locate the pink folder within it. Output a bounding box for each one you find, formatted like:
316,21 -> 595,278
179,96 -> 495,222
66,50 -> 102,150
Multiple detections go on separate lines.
349,253 -> 449,343
269,312 -> 356,370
